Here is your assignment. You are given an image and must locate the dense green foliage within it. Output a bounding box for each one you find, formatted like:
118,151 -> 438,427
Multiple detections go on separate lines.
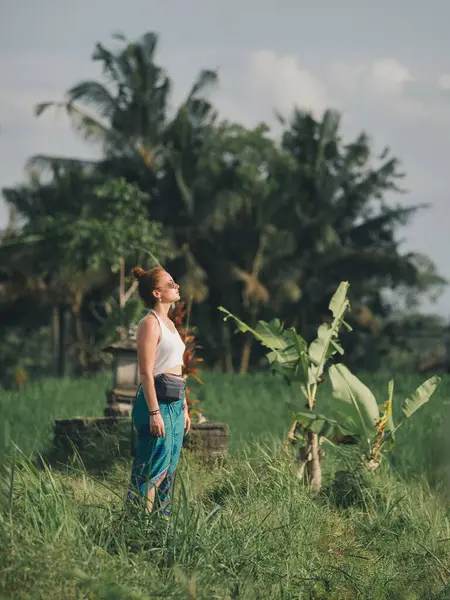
1,373 -> 450,598
0,31 -> 448,387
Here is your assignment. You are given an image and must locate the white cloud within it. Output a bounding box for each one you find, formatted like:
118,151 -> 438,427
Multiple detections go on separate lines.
248,50 -> 328,117
329,57 -> 447,121
438,74 -> 450,91
331,58 -> 414,99
366,58 -> 413,96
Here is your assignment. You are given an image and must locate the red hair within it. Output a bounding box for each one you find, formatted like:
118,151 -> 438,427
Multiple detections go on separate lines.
132,265 -> 165,307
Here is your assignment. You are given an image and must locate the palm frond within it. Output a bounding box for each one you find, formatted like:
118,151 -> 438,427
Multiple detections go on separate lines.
111,32 -> 127,42
65,102 -> 111,144
26,155 -> 98,176
140,31 -> 159,63
344,205 -> 424,243
66,81 -> 117,121
34,101 -> 110,145
92,42 -> 121,83
231,266 -> 270,304
186,69 -> 218,102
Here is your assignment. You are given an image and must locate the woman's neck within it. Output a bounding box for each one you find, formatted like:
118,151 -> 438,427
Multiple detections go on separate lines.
152,303 -> 171,319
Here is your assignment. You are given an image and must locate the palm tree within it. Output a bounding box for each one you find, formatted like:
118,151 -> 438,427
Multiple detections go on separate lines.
194,109 -> 445,371
269,109 -> 443,340
7,31 -> 219,373
31,32 -> 217,174
29,30 -> 219,304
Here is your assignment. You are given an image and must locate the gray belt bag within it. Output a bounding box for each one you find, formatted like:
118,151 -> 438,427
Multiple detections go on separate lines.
154,374 -> 186,402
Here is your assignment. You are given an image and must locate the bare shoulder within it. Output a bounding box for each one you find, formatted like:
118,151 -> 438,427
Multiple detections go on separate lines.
137,313 -> 161,338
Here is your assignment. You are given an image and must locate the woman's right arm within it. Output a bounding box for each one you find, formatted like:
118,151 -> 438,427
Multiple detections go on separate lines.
136,316 -> 160,413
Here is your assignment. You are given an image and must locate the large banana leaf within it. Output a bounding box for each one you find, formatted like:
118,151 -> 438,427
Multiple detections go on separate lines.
292,410 -> 357,445
381,375 -> 441,448
401,376 -> 441,419
268,328 -> 311,387
218,307 -> 310,389
329,363 -> 379,448
308,282 -> 352,380
218,308 -> 288,354
219,280 -> 352,394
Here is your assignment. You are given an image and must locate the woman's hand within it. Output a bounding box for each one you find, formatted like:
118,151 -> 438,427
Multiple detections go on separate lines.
184,407 -> 191,435
149,412 -> 165,438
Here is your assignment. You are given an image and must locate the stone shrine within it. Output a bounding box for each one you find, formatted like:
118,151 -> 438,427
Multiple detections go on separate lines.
103,339 -> 139,417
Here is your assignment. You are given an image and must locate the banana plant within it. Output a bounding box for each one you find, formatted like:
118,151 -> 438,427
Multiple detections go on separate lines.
328,364 -> 441,470
219,281 -> 353,491
219,281 -> 441,489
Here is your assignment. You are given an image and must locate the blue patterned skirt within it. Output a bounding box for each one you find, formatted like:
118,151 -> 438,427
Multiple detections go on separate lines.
128,385 -> 185,514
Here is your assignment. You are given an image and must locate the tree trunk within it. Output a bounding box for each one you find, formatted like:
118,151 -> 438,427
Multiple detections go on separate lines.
74,310 -> 87,374
222,322 -> 234,373
284,419 -> 297,451
119,257 -> 125,309
239,335 -> 253,374
239,231 -> 267,375
296,431 -> 322,492
52,306 -> 59,376
307,432 -> 322,492
296,435 -> 310,481
57,305 -> 66,377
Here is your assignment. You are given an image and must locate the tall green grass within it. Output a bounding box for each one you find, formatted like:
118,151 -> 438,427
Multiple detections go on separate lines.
1,446 -> 450,598
195,372 -> 450,492
0,374 -> 110,459
1,372 -> 450,489
1,372 -> 450,598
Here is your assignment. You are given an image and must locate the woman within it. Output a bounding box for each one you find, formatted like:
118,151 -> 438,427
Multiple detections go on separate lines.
128,265 -> 191,514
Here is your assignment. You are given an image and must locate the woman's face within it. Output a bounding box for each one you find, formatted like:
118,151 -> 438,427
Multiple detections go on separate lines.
155,271 -> 180,304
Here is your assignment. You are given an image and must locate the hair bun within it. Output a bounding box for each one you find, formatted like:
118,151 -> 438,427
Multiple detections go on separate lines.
132,266 -> 146,280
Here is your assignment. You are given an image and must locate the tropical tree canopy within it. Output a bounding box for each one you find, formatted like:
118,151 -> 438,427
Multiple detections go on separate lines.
0,30 -> 446,386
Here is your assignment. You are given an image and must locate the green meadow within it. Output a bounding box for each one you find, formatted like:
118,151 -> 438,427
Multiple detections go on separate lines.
1,373 -> 450,599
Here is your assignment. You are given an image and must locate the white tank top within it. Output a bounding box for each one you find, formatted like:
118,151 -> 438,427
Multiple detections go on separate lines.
148,310 -> 186,376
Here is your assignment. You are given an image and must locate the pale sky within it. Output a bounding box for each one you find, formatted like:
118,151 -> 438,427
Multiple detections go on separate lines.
1,0 -> 449,315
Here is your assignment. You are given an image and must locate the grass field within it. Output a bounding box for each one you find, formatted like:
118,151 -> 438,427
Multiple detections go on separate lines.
1,372 -> 450,598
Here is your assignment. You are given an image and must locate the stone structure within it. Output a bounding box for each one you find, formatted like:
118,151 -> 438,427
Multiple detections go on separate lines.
103,339 -> 138,417
183,421 -> 229,461
53,415 -> 129,452
54,416 -> 229,462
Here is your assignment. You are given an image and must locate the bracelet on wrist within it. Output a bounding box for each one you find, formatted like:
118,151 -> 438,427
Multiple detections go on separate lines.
149,409 -> 160,416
